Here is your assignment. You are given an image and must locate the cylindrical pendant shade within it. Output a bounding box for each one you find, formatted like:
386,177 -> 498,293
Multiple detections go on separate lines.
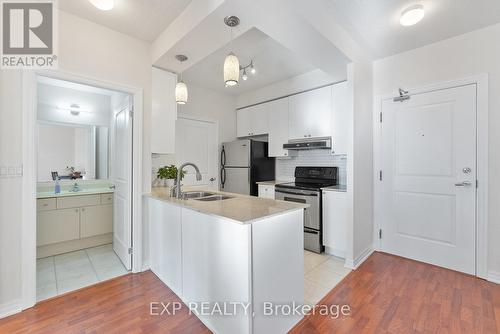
175,81 -> 188,104
224,52 -> 239,86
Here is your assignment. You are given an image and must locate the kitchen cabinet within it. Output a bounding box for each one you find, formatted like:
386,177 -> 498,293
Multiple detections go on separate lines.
322,190 -> 348,258
236,103 -> 269,137
331,81 -> 350,155
289,86 -> 332,139
149,197 -> 182,296
151,67 -> 177,154
267,98 -> 295,157
258,184 -> 275,199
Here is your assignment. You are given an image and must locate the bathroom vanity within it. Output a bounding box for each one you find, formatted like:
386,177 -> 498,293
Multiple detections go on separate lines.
36,184 -> 114,258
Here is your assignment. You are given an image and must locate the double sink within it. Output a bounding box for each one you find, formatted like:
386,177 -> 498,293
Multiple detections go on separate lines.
181,191 -> 234,202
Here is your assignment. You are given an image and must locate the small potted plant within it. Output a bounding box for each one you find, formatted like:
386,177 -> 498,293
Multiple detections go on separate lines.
157,165 -> 186,187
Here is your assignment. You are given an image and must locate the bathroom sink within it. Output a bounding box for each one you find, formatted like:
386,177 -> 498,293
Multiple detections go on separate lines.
194,195 -> 234,201
181,191 -> 215,199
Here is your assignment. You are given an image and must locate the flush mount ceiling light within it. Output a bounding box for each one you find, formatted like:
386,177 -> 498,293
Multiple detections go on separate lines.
175,54 -> 189,105
89,0 -> 114,11
224,16 -> 240,87
400,4 -> 425,26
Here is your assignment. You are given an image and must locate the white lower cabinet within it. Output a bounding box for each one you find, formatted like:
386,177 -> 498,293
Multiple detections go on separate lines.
37,208 -> 80,246
322,190 -> 348,258
258,184 -> 275,199
148,197 -> 182,296
80,205 -> 113,238
147,197 -> 304,334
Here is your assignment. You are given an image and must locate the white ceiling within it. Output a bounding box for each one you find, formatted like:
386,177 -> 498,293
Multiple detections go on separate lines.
58,0 -> 192,42
37,77 -> 114,115
182,28 -> 317,95
319,0 -> 500,59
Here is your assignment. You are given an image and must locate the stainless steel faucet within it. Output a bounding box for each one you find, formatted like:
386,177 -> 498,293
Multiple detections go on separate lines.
175,162 -> 202,199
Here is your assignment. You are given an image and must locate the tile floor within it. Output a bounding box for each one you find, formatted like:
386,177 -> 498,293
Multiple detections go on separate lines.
303,250 -> 351,305
36,244 -> 129,302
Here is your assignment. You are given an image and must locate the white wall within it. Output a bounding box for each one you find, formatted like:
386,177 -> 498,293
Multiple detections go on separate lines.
373,22 -> 500,276
0,9 -> 151,316
236,69 -> 344,108
349,62 -> 374,264
151,82 -> 236,175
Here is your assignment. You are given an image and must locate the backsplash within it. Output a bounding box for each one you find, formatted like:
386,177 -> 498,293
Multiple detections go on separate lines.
276,151 -> 347,185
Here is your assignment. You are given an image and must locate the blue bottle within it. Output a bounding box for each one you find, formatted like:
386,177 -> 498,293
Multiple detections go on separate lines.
55,177 -> 61,194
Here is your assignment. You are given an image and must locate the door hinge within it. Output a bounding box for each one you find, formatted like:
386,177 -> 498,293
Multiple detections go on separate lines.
379,170 -> 383,181
476,180 -> 479,188
379,229 -> 382,239
129,110 -> 134,118
379,112 -> 383,123
128,247 -> 133,254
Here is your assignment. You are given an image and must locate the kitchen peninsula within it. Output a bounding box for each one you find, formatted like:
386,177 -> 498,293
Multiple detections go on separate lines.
146,188 -> 308,334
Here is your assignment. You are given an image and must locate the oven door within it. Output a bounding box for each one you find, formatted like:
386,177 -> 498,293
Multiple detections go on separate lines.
275,188 -> 320,230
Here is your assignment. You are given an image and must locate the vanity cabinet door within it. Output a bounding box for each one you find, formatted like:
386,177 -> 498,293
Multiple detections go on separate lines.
37,209 -> 80,246
80,205 -> 113,238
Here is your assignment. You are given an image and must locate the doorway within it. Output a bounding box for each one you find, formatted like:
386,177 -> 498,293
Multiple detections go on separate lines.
174,116 -> 219,190
377,81 -> 486,276
22,71 -> 143,308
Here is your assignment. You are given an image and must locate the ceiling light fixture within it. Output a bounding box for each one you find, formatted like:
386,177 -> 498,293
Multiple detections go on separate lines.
89,0 -> 114,11
175,55 -> 189,105
400,4 -> 425,26
224,16 -> 240,87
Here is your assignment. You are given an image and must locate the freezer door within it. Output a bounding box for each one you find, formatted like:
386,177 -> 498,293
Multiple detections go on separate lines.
221,167 -> 250,195
222,140 -> 250,167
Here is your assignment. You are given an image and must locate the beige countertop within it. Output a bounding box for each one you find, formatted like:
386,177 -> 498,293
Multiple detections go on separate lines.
256,180 -> 290,186
146,187 -> 308,224
321,185 -> 347,192
37,188 -> 114,199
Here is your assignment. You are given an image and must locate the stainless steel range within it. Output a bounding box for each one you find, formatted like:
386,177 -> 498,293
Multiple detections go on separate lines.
275,166 -> 338,253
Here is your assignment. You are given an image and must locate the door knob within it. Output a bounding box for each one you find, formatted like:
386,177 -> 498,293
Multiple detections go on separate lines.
462,167 -> 472,174
210,177 -> 216,182
455,181 -> 472,187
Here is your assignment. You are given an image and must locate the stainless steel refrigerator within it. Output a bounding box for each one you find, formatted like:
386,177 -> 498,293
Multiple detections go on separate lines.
220,139 -> 275,196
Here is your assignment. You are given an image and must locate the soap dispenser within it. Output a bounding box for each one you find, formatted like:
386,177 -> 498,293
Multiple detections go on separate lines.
55,177 -> 61,194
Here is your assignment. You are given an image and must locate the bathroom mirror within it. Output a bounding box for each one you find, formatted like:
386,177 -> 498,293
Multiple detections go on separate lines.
37,121 -> 110,182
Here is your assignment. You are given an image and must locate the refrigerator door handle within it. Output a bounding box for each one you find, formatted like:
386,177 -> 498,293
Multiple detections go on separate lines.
221,147 -> 226,167
220,167 -> 226,188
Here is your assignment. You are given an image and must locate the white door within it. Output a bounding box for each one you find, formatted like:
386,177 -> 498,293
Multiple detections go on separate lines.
380,85 -> 477,274
175,117 -> 218,190
112,96 -> 133,270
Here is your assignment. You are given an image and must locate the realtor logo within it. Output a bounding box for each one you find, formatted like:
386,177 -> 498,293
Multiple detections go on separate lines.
1,0 -> 57,68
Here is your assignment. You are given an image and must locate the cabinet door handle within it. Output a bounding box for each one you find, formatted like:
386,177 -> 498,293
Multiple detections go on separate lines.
81,208 -> 85,212
75,209 -> 79,213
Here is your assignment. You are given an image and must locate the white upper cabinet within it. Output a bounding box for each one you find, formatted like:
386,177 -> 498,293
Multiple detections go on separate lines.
236,103 -> 269,137
268,98 -> 293,157
151,67 -> 177,154
289,86 -> 332,139
331,81 -> 350,155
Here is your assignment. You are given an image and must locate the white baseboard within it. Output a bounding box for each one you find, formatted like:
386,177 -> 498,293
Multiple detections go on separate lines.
344,247 -> 373,270
0,299 -> 22,320
324,246 -> 345,259
141,260 -> 150,272
487,271 -> 500,284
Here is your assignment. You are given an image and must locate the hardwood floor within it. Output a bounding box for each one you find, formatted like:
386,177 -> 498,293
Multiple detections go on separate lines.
291,252 -> 500,334
1,252 -> 499,334
0,271 -> 210,334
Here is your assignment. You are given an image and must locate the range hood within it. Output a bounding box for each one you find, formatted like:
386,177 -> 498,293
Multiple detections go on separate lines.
283,137 -> 332,150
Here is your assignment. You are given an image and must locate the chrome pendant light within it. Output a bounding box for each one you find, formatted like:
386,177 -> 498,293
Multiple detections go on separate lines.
175,55 -> 188,105
224,16 -> 240,87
